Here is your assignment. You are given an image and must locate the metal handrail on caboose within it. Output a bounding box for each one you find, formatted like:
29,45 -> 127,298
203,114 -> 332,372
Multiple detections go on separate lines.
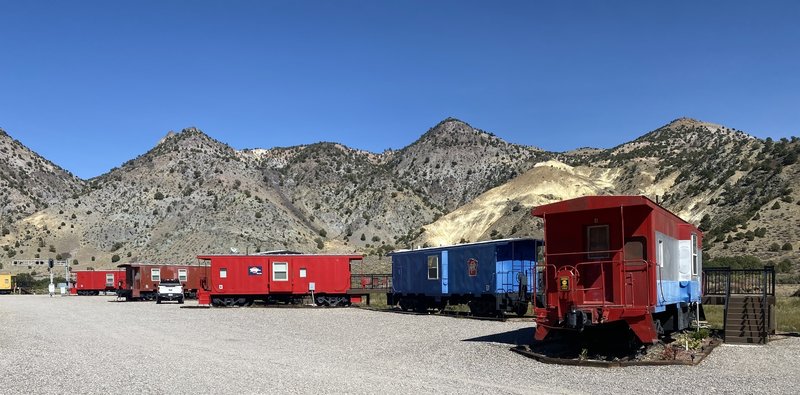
534,252 -> 654,314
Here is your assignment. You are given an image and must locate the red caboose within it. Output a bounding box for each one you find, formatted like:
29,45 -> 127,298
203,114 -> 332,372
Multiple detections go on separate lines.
197,253 -> 362,306
117,263 -> 207,301
74,270 -> 127,295
532,195 -> 703,344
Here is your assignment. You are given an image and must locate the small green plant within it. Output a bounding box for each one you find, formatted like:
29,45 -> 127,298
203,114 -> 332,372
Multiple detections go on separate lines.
674,331 -> 704,351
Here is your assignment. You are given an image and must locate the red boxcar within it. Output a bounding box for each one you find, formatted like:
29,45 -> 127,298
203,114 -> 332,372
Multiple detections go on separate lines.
74,270 -> 127,295
196,253 -> 362,306
117,263 -> 207,301
532,195 -> 703,344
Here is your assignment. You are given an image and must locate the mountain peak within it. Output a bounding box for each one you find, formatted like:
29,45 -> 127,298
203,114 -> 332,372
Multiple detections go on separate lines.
662,117 -> 726,132
157,131 -> 177,146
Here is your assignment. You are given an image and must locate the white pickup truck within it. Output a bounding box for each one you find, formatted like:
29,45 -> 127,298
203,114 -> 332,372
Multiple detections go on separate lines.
157,280 -> 184,304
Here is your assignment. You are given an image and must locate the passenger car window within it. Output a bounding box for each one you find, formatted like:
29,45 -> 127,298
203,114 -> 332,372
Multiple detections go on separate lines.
273,262 -> 288,281
427,256 -> 439,280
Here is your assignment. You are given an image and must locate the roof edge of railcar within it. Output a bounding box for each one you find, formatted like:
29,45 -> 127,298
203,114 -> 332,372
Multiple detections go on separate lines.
389,237 -> 541,256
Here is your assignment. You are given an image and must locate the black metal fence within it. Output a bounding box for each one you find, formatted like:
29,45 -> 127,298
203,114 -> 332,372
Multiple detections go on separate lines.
350,274 -> 392,291
702,266 -> 775,296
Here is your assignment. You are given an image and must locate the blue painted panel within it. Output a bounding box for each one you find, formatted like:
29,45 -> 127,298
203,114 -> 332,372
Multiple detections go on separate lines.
441,251 -> 449,294
495,260 -> 535,294
656,280 -> 701,307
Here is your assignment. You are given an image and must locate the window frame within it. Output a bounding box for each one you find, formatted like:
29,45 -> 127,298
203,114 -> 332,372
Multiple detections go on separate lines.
427,255 -> 439,280
105,273 -> 114,287
586,225 -> 610,260
219,268 -> 227,279
150,268 -> 161,282
178,268 -> 188,282
273,262 -> 289,281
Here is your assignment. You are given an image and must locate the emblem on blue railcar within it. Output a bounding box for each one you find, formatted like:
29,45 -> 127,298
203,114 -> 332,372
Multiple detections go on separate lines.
467,258 -> 478,277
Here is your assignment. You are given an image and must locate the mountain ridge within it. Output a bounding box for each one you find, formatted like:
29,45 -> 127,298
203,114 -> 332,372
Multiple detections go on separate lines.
1,118 -> 798,272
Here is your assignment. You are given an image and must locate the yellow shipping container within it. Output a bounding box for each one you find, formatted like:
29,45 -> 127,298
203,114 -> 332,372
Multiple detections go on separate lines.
0,273 -> 13,293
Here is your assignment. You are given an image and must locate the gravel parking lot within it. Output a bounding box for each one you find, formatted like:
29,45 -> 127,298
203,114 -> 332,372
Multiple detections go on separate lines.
1,295 -> 798,394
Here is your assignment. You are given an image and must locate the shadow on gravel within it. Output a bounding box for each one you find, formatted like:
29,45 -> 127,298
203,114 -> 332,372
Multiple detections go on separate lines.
463,327 -> 535,346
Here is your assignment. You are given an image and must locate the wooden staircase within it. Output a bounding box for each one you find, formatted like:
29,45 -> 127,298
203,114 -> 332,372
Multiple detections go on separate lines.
723,295 -> 774,344
703,266 -> 777,345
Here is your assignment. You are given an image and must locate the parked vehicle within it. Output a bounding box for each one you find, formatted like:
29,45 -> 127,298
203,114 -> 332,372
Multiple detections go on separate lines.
157,279 -> 184,304
531,195 -> 703,344
388,238 -> 542,316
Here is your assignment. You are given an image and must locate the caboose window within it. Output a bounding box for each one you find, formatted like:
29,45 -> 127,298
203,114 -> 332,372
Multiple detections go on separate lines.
273,262 -> 288,281
624,240 -> 645,261
587,225 -> 609,260
178,269 -> 188,282
427,256 -> 439,280
691,233 -> 698,275
105,273 -> 114,286
220,268 -> 227,279
151,268 -> 160,282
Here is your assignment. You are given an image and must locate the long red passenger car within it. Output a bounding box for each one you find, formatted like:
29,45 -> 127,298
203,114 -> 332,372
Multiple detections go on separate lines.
196,253 -> 362,306
117,263 -> 207,301
74,270 -> 127,295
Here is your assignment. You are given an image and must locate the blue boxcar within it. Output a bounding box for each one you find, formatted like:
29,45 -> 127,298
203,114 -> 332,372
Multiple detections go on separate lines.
389,238 -> 543,316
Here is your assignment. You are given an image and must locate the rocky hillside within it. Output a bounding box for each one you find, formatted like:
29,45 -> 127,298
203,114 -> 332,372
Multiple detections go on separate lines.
0,129 -> 85,232
386,118 -> 551,212
0,119 -> 546,267
0,117 -> 797,271
419,118 -> 800,266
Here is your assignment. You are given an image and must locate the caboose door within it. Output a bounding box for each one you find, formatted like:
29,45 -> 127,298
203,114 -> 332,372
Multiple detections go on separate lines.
269,259 -> 293,293
623,238 -> 648,306
132,267 -> 141,298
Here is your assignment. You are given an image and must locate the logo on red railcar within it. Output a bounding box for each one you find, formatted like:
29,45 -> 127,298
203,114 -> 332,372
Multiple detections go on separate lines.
559,277 -> 570,291
467,258 -> 478,277
248,266 -> 263,275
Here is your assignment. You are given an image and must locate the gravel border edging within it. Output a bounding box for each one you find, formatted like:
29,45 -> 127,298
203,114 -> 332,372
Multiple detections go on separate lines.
510,338 -> 722,368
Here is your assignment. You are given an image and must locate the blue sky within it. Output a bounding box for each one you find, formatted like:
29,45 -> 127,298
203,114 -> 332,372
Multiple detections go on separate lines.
1,1 -> 798,179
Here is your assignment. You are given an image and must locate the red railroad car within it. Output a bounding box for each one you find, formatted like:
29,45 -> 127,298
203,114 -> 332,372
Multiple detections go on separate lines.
196,253 -> 362,306
532,195 -> 703,344
74,270 -> 127,295
117,263 -> 207,301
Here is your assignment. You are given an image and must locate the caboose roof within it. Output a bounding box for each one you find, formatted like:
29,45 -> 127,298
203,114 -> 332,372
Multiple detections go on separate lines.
532,195 -> 693,227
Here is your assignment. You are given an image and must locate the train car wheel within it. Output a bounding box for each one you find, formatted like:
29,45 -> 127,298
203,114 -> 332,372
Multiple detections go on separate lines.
398,299 -> 411,311
515,302 -> 529,317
